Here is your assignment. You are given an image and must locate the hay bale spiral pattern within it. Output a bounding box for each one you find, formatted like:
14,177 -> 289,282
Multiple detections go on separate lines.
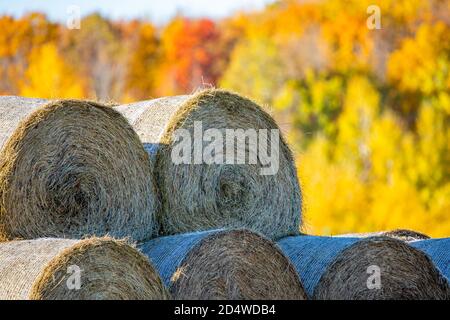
278,235 -> 360,297
314,237 -> 449,300
0,96 -> 158,242
278,235 -> 450,299
0,237 -> 170,300
115,89 -> 301,240
140,229 -> 307,299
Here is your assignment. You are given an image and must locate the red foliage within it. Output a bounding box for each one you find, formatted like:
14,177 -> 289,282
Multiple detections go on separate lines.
159,17 -> 223,94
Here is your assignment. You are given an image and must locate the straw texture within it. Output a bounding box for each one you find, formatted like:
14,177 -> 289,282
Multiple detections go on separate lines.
336,229 -> 430,241
277,235 -> 360,297
0,237 -> 170,300
314,237 -> 450,300
140,229 -> 307,300
278,235 -> 450,299
115,89 -> 301,240
0,96 -> 158,242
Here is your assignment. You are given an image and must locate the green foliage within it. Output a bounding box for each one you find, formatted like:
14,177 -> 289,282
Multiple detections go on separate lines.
220,37 -> 284,105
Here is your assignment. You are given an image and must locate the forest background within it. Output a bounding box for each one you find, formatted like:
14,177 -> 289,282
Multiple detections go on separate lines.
1,0 -> 449,236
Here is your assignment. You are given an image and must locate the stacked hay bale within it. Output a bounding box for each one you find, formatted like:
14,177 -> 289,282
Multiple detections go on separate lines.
334,230 -> 450,280
277,235 -> 450,300
115,89 -> 301,240
344,231 -> 449,280
0,237 -> 169,300
140,229 -> 307,299
277,235 -> 359,297
0,96 -> 158,242
1,93 -> 447,301
314,237 -> 449,300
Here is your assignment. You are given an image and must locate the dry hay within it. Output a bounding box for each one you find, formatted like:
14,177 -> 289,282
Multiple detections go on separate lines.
277,235 -> 361,297
277,235 -> 450,299
140,229 -> 307,300
335,229 -> 430,241
313,237 -> 450,300
0,237 -> 170,300
0,96 -> 158,242
382,229 -> 430,241
115,89 -> 301,240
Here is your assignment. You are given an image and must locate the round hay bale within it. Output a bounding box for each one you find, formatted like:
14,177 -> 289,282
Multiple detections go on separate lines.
314,237 -> 450,300
277,235 -> 450,299
0,96 -> 158,242
139,229 -> 307,299
277,235 -> 361,297
335,229 -> 430,241
0,237 -> 170,300
410,238 -> 450,281
115,89 -> 301,240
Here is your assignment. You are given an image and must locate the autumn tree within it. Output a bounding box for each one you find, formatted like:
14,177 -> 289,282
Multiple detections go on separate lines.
61,13 -> 124,101
156,17 -> 223,95
220,37 -> 285,105
0,13 -> 57,94
124,21 -> 159,101
20,43 -> 84,98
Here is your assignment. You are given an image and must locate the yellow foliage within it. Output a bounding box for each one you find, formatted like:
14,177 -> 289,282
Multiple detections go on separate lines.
368,112 -> 406,182
336,76 -> 380,168
125,22 -> 159,100
299,137 -> 370,235
387,22 -> 450,94
300,76 -> 450,238
20,43 -> 85,99
321,13 -> 373,71
300,130 -> 450,237
414,103 -> 450,197
427,184 -> 450,237
368,174 -> 428,234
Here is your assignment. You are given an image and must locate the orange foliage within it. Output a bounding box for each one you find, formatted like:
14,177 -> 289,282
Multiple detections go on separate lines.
157,18 -> 223,95
125,22 -> 159,101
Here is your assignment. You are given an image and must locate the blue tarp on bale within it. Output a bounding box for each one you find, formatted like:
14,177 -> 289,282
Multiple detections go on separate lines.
410,238 -> 450,281
139,229 -> 221,286
277,235 -> 360,297
277,235 -> 450,298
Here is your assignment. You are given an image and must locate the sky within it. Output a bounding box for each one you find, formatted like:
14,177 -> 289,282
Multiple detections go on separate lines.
0,0 -> 275,24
